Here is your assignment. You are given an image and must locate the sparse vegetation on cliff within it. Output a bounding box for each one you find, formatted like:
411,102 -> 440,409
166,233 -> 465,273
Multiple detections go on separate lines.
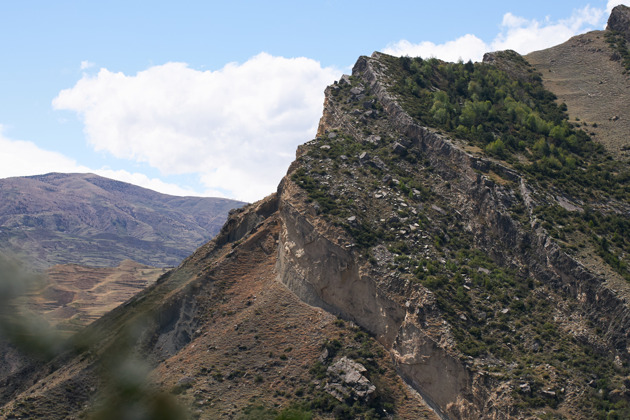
378,53 -> 630,284
290,49 -> 630,418
384,54 -> 630,203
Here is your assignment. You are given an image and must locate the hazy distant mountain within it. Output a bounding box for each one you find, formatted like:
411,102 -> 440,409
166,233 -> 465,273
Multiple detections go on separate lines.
0,172 -> 245,269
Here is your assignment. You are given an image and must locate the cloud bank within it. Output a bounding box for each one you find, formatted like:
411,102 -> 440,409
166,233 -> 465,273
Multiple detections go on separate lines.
384,4 -> 609,62
0,126 -> 90,178
54,53 -> 339,202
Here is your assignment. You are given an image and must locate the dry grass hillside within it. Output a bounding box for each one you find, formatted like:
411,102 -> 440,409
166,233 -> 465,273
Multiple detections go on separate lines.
526,31 -> 630,160
26,260 -> 167,334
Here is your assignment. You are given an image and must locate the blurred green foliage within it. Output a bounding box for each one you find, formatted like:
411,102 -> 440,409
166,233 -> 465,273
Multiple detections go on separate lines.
0,255 -> 188,420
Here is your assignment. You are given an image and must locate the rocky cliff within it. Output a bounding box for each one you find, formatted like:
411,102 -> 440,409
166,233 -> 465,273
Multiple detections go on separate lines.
1,8 -> 630,420
276,46 -> 630,418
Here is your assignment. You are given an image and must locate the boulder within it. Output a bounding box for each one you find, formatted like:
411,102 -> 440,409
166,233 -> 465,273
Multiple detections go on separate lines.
365,135 -> 381,144
338,74 -> 351,85
325,357 -> 376,401
392,142 -> 407,155
350,86 -> 365,96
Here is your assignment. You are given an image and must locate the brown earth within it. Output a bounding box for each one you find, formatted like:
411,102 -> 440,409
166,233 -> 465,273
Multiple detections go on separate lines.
26,260 -> 166,333
526,30 -> 630,160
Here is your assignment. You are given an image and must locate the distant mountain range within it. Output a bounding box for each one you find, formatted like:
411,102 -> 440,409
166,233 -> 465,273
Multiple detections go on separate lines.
0,173 -> 245,269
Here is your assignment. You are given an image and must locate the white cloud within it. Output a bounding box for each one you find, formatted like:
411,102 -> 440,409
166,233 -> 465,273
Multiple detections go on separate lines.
383,35 -> 488,63
92,169 -> 209,197
0,126 -> 89,178
384,5 -> 608,62
0,127 -> 203,198
492,6 -> 605,53
53,53 -> 340,202
80,60 -> 95,70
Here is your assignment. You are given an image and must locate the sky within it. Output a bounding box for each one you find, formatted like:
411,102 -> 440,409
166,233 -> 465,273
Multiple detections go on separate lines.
0,1 -> 624,202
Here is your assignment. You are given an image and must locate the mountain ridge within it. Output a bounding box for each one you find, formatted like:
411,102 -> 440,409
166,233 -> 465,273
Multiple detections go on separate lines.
1,7 -> 630,419
0,172 -> 245,269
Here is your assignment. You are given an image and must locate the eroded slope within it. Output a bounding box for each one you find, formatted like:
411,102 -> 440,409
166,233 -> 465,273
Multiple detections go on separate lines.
0,196 -> 436,419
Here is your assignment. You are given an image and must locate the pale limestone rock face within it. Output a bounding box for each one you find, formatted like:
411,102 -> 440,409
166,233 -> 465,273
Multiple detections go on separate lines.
324,357 -> 375,401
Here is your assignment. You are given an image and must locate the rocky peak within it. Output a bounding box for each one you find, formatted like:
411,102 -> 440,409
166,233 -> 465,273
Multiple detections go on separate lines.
607,4 -> 630,40
482,49 -> 535,82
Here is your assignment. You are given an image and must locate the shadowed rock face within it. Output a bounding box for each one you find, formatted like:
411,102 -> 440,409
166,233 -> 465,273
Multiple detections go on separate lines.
607,5 -> 630,40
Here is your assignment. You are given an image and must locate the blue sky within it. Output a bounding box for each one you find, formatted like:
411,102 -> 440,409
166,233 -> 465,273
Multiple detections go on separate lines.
0,1 -> 622,201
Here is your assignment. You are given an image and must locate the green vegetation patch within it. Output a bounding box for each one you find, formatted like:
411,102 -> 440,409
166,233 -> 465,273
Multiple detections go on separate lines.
380,54 -> 630,203
605,30 -> 630,73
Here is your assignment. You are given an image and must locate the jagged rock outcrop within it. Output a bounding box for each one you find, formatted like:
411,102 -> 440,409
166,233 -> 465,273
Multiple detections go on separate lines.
607,4 -> 630,40
325,356 -> 376,401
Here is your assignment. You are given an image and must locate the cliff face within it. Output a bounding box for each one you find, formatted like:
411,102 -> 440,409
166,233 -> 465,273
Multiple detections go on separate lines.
2,20 -> 630,420
277,50 -> 630,418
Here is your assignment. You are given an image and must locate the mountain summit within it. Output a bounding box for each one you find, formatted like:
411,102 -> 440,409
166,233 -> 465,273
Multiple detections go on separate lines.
1,9 -> 630,419
607,4 -> 630,39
